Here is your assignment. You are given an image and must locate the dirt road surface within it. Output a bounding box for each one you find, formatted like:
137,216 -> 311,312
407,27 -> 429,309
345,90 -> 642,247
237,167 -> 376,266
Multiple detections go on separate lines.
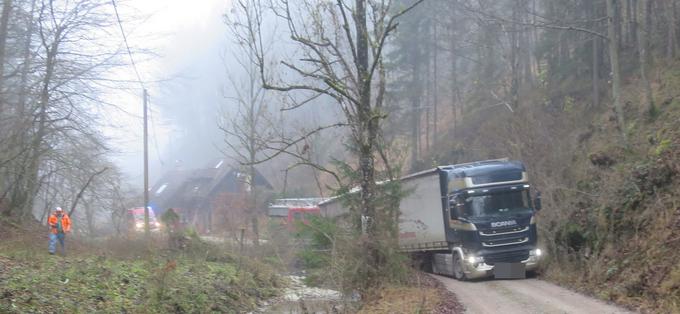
432,275 -> 634,314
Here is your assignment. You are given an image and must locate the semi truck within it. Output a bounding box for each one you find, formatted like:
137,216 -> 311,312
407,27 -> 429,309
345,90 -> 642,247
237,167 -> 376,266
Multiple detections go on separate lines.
319,159 -> 543,280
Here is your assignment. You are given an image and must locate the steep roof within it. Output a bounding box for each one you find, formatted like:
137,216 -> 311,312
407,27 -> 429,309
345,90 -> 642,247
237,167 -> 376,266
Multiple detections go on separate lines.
150,159 -> 273,213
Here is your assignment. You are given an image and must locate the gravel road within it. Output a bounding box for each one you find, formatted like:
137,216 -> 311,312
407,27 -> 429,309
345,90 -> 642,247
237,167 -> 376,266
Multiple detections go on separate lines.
432,274 -> 634,314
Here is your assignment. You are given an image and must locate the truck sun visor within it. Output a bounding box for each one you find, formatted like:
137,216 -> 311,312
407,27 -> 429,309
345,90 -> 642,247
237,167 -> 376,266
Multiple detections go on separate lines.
471,170 -> 523,185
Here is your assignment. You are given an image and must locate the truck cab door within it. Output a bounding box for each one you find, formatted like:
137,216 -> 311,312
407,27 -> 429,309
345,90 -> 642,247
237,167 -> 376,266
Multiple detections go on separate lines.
448,194 -> 465,240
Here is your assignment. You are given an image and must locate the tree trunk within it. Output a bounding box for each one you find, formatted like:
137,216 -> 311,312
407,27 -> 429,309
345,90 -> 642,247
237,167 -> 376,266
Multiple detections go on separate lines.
592,36 -> 601,107
450,56 -> 458,136
615,0 -> 624,50
631,0 -> 639,52
424,35 -> 431,153
0,0 -> 13,102
625,0 -> 632,44
607,0 -> 628,144
509,1 -> 520,108
410,61 -> 421,169
638,0 -> 654,115
18,0 -> 37,115
355,0 -> 378,269
423,28 -> 432,154
248,162 -> 259,246
84,199 -> 95,235
432,21 -> 438,145
666,0 -> 678,58
248,61 -> 259,245
592,0 -> 601,108
521,0 -> 533,86
450,23 -> 460,138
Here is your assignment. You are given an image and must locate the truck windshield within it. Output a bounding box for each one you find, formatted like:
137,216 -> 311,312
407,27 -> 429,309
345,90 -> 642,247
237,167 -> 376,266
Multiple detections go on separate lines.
463,190 -> 531,218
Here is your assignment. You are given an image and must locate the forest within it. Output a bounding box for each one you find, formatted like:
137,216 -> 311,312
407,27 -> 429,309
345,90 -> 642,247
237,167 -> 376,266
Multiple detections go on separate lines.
1,0 -> 680,312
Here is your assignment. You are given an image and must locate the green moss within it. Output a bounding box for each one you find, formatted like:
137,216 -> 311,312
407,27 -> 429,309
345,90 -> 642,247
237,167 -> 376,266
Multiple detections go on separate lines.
653,139 -> 672,156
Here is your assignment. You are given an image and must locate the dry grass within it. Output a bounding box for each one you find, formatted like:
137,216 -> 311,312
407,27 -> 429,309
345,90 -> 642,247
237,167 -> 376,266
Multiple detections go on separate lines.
357,273 -> 464,314
358,286 -> 441,314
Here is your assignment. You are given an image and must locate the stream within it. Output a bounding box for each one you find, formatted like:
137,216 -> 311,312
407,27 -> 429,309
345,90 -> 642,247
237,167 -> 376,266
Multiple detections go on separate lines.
254,275 -> 350,313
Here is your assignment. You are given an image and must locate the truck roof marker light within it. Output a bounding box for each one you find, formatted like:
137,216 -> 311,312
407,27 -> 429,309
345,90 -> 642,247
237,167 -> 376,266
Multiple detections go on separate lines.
468,190 -> 476,194
524,184 -> 530,188
482,189 -> 489,193
511,186 -> 517,190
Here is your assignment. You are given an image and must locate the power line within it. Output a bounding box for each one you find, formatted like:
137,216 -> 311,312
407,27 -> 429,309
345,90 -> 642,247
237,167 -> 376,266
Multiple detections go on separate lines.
110,0 -> 163,167
146,97 -> 165,166
111,0 -> 145,90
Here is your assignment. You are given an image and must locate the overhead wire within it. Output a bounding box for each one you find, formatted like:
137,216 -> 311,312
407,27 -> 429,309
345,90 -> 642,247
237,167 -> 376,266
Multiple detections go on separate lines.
147,99 -> 165,166
111,0 -> 164,166
111,0 -> 145,91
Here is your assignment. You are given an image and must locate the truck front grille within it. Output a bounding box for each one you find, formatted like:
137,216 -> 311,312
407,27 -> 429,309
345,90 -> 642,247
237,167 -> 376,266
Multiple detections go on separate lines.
482,237 -> 528,247
479,226 -> 528,236
483,250 -> 530,265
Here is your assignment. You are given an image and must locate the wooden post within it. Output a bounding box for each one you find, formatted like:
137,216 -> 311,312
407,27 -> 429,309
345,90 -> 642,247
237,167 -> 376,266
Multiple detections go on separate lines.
143,89 -> 150,237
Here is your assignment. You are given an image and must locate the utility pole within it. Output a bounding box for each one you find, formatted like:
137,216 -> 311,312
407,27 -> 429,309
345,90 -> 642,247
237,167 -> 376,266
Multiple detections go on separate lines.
143,88 -> 150,237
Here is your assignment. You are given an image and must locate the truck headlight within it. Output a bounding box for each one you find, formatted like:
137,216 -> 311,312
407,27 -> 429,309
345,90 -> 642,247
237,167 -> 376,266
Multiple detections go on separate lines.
467,255 -> 484,264
531,249 -> 542,257
135,222 -> 144,229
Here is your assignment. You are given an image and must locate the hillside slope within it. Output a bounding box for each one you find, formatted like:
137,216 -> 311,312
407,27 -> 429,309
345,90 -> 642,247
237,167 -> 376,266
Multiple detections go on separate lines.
422,61 -> 680,312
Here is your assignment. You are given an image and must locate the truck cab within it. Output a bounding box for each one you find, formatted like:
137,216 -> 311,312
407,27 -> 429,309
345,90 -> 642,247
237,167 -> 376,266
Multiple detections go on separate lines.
437,160 -> 542,279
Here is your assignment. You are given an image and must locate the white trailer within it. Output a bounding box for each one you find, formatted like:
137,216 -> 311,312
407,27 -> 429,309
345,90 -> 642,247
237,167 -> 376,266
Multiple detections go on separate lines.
397,169 -> 448,251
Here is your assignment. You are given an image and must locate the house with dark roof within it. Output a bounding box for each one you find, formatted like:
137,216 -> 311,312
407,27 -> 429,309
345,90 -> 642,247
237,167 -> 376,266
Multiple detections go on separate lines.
150,159 -> 273,233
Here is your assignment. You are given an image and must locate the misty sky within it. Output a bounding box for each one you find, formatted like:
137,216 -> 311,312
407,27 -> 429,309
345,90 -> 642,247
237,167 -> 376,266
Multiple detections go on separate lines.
107,0 -> 233,186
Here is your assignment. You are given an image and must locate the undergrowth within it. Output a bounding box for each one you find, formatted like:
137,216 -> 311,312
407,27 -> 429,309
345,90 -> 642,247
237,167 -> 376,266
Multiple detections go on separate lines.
0,232 -> 283,313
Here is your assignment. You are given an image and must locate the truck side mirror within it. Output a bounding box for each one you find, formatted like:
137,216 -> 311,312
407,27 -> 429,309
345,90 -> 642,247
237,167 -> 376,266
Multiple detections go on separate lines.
450,207 -> 459,220
533,192 -> 542,211
450,202 -> 463,220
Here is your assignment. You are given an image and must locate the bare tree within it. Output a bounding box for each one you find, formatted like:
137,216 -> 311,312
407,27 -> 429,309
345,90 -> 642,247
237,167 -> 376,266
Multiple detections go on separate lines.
0,0 -> 133,224
219,40 -> 279,244
228,0 -> 422,285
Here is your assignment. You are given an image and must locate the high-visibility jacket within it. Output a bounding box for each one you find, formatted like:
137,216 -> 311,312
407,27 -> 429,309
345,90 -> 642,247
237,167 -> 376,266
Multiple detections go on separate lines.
48,213 -> 71,234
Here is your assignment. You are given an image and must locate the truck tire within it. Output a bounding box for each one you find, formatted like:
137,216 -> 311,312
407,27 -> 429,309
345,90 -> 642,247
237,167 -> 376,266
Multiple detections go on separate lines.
452,254 -> 467,281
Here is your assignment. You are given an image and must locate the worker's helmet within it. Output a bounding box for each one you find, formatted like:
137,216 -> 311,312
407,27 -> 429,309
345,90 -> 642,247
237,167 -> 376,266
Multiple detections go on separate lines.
55,207 -> 63,212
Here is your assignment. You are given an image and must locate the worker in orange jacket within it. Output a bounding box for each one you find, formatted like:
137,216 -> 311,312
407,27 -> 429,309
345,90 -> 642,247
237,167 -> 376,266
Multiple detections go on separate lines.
48,207 -> 71,255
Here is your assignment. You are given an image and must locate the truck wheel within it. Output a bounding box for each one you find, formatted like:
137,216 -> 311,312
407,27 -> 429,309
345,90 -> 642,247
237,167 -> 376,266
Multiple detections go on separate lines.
452,254 -> 467,281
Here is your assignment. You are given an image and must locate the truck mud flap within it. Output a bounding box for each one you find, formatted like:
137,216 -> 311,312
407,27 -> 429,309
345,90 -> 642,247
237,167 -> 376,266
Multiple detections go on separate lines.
493,263 -> 526,279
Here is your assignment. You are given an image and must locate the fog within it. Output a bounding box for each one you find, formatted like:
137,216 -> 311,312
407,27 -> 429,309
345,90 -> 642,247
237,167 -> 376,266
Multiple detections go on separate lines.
109,0 -> 345,194
107,0 -> 235,185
